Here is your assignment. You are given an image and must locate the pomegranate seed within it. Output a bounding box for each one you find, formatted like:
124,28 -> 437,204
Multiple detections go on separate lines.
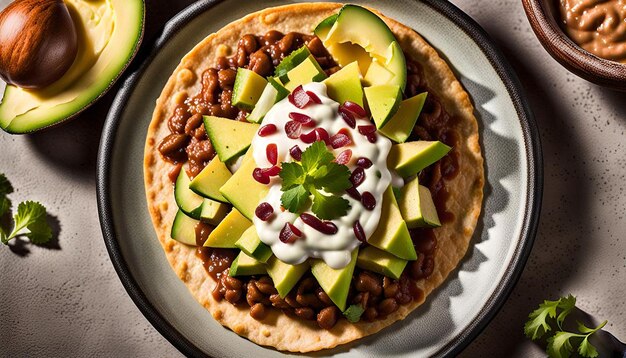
334,149 -> 352,165
356,157 -> 373,169
289,112 -> 315,127
366,132 -> 377,143
262,166 -> 281,177
306,91 -> 322,104
315,128 -> 330,145
279,223 -> 303,244
350,167 -> 366,187
266,143 -> 278,165
330,130 -> 352,149
343,101 -> 368,117
300,129 -> 317,144
255,202 -> 274,221
285,121 -> 302,139
253,168 -> 270,184
353,221 -> 366,243
258,124 -> 277,137
358,125 -> 377,135
338,107 -> 356,128
346,187 -> 361,201
300,213 -> 338,235
361,191 -> 376,210
289,85 -> 313,108
289,145 -> 302,161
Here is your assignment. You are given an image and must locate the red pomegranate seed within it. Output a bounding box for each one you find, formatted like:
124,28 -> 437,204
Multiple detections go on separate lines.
300,129 -> 317,144
361,191 -> 376,210
330,130 -> 352,149
258,124 -> 277,137
262,166 -> 281,177
350,167 -> 366,187
338,109 -> 356,129
285,121 -> 302,139
279,223 -> 303,244
289,112 -> 315,127
253,168 -> 270,184
353,221 -> 366,243
289,85 -> 314,108
315,128 -> 330,145
266,143 -> 278,165
306,91 -> 322,104
334,149 -> 352,165
366,132 -> 377,143
255,202 -> 274,221
300,213 -> 338,235
289,145 -> 302,161
356,157 -> 373,169
358,125 -> 377,135
346,187 -> 361,201
343,101 -> 368,117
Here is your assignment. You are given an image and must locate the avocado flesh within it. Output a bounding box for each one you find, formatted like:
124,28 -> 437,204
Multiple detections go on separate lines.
368,186 -> 417,260
189,156 -> 232,202
171,210 -> 199,246
266,257 -> 309,298
380,92 -> 428,143
274,46 -> 312,81
203,208 -> 251,248
232,68 -> 268,110
310,249 -> 358,311
203,116 -> 259,163
322,61 -> 364,107
399,177 -> 441,228
357,245 -> 408,280
0,0 -> 144,133
229,251 -> 267,277
387,141 -> 452,178
364,85 -> 402,129
247,78 -> 289,124
313,14 -> 338,40
283,56 -> 327,91
236,226 -> 272,263
219,149 -> 269,220
199,199 -> 230,226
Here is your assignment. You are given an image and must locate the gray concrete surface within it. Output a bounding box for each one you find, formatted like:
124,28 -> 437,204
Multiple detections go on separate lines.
0,0 -> 624,357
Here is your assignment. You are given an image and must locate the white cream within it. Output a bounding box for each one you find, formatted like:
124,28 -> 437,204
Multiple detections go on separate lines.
251,83 -> 391,269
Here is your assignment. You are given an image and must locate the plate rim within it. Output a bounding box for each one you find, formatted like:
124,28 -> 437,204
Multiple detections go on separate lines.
96,1 -> 543,357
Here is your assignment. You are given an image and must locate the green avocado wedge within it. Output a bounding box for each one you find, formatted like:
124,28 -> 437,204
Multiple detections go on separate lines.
0,0 -> 145,134
357,245 -> 408,280
266,257 -> 309,298
379,92 -> 427,143
310,249 -> 358,311
203,116 -> 259,163
399,177 -> 441,228
170,210 -> 199,246
282,55 -> 327,91
364,85 -> 402,128
235,226 -> 272,263
174,169 -> 229,224
219,149 -> 269,220
203,208 -> 251,248
189,156 -> 232,202
232,68 -> 268,111
313,14 -> 338,41
229,251 -> 267,277
387,141 -> 452,178
322,61 -> 364,107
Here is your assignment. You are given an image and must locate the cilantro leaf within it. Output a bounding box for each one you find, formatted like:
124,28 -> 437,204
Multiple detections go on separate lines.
281,186 -> 309,213
343,304 -> 365,323
556,295 -> 576,329
578,336 -> 599,358
301,141 -> 334,173
312,162 -> 351,192
279,162 -> 306,190
547,331 -> 578,358
1,201 -> 52,245
311,189 -> 350,220
524,298 -> 562,340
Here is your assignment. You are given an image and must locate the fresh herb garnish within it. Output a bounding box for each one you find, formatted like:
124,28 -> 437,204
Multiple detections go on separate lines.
0,174 -> 52,246
279,141 -> 351,220
525,295 -> 608,358
343,304 -> 365,323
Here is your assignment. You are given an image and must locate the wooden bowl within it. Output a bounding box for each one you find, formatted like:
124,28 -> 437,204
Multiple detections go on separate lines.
522,0 -> 626,91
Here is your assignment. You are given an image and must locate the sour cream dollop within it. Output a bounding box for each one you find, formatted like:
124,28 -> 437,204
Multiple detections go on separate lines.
251,83 -> 391,269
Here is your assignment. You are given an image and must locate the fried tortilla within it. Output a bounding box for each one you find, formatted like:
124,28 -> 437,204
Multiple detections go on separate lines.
144,3 -> 484,352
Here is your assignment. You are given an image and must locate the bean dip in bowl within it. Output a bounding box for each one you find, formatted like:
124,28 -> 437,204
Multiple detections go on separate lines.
522,0 -> 626,91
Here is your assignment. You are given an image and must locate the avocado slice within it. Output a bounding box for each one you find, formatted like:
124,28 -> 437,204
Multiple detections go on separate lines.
399,177 -> 441,228
229,251 -> 267,277
219,149 -> 269,220
364,85 -> 402,128
313,14 -> 338,40
387,141 -> 452,178
203,115 -> 259,163
232,68 -> 268,110
310,249 -> 358,311
379,92 -> 428,143
235,226 -> 272,263
203,208 -> 251,248
266,256 -> 310,298
274,46 -> 313,81
282,55 -> 327,91
174,169 -> 229,224
322,61 -> 364,107
357,245 -> 408,280
363,59 -> 395,87
368,186 -> 417,260
189,156 -> 232,202
247,78 -> 289,123
171,210 -> 199,246
0,0 -> 144,133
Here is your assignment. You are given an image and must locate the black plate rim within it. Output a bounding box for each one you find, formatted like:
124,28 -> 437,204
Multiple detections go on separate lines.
96,1 -> 543,357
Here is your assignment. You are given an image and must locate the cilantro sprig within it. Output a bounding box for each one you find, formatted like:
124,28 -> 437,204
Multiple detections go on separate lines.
279,141 -> 351,220
525,295 -> 609,358
0,174 -> 52,246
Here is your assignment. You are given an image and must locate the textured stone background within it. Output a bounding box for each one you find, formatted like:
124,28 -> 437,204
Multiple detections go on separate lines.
0,0 -> 624,357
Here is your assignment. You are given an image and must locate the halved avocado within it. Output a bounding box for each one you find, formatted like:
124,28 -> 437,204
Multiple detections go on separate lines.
0,0 -> 145,133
